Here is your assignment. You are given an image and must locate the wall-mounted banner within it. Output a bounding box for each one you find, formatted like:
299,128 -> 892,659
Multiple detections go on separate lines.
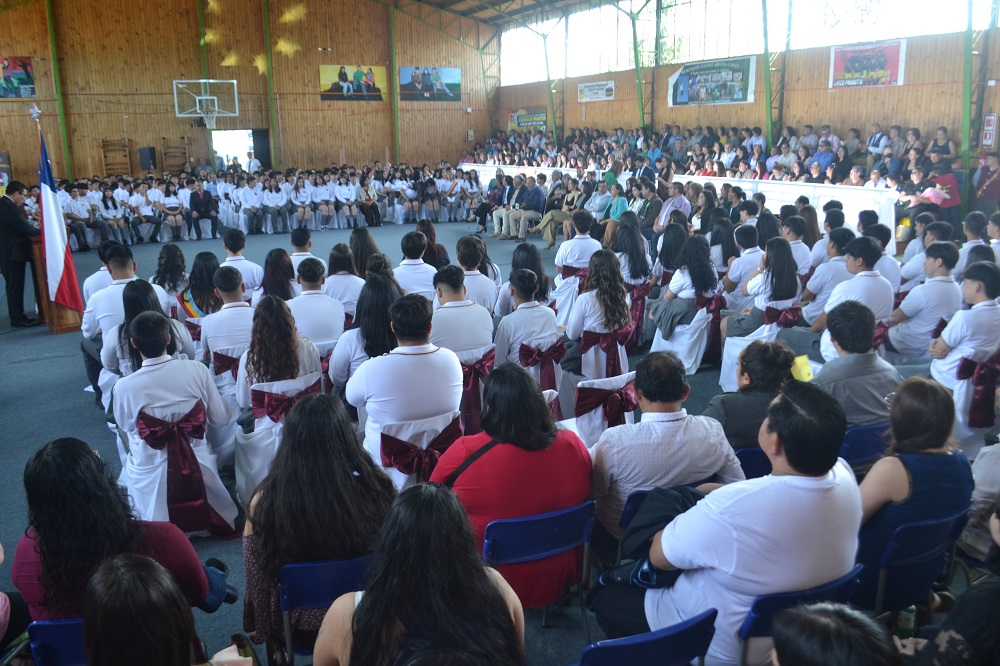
829,40 -> 906,89
399,67 -> 462,101
508,106 -> 548,132
1,57 -> 35,99
320,66 -> 386,101
578,80 -> 615,103
668,56 -> 755,106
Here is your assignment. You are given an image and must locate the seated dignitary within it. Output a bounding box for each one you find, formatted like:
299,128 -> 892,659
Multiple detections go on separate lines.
591,380 -> 862,666
885,240 -> 962,363
82,243 -> 168,406
429,265 -> 494,363
287,258 -> 346,355
346,294 -> 463,486
813,301 -> 903,428
113,312 -> 238,536
589,352 -> 745,563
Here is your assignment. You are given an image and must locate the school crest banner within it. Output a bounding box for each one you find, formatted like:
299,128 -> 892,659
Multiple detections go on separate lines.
829,40 -> 906,89
668,56 -> 755,107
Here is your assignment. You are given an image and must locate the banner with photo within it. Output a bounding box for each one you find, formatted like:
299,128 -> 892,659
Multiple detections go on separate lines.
399,67 -> 461,101
508,106 -> 548,132
0,151 -> 11,196
1,56 -> 35,99
320,65 -> 386,101
578,80 -> 614,103
829,40 -> 906,89
668,56 -> 755,106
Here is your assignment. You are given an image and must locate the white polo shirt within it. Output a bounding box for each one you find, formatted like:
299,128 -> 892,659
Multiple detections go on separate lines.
931,299 -> 1000,389
875,253 -> 902,293
199,301 -> 254,356
83,267 -> 114,305
725,246 -> 762,311
429,300 -> 494,363
789,239 -> 812,275
820,271 -> 895,361
745,271 -> 798,311
555,234 -> 602,270
323,272 -> 366,316
899,252 -> 926,293
287,290 -> 345,351
493,301 -> 561,365
290,252 -> 327,275
462,270 -> 500,312
223,256 -> 264,293
802,256 -> 852,324
81,277 -> 169,339
889,276 -> 962,359
394,259 -> 437,301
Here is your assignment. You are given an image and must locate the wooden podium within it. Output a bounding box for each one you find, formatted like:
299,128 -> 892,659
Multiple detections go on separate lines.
30,236 -> 81,334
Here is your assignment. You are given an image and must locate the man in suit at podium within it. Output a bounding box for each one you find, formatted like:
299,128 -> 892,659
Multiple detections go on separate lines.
0,181 -> 41,328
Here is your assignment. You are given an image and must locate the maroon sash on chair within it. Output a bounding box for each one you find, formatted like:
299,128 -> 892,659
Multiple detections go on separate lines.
659,270 -> 674,287
183,319 -> 202,342
320,352 -> 333,393
519,340 -> 568,392
580,328 -> 631,378
797,268 -> 814,291
212,352 -> 240,379
624,282 -> 653,354
561,266 -> 588,293
574,381 -> 639,427
380,416 -> 464,482
461,349 -> 496,435
136,401 -> 233,536
250,379 -> 322,422
956,351 -> 1000,428
695,293 -> 728,365
763,306 -> 803,328
872,322 -> 890,349
170,305 -> 179,320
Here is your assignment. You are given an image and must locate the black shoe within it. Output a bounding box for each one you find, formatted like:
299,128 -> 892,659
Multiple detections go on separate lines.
12,317 -> 40,328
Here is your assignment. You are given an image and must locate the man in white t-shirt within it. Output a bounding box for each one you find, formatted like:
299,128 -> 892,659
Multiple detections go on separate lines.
809,208 -> 853,269
899,221 -> 954,294
722,225 -> 761,313
930,261 -> 1000,390
886,241 -> 962,362
592,380 -> 861,666
862,223 -> 902,294
799,228 -> 854,326
779,215 -> 812,276
287,258 -> 345,352
394,231 -> 438,301
429,265 -> 494,364
554,211 -> 603,278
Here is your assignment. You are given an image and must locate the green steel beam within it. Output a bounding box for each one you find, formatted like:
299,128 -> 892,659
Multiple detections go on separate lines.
616,0 -> 653,128
261,0 -> 279,168
43,0 -> 71,179
0,0 -> 34,13
761,0 -> 773,146
196,0 -> 208,79
962,0 -> 974,170
542,33 -> 558,139
389,4 -> 401,162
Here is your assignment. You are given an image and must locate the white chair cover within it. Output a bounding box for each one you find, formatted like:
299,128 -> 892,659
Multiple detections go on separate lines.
551,276 -> 582,328
950,348 -> 999,460
207,344 -> 247,467
556,372 -> 637,448
719,323 -> 781,393
378,410 -> 462,491
650,307 -> 712,375
518,334 -> 564,392
580,331 -> 629,381
235,372 -> 322,506
119,398 -> 238,535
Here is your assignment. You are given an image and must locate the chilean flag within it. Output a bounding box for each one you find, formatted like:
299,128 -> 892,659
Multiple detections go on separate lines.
37,130 -> 83,312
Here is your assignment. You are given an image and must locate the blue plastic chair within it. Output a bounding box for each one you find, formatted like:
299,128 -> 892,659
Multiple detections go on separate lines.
738,563 -> 864,666
576,608 -> 718,666
840,421 -> 890,469
28,618 -> 86,666
870,509 -> 969,614
275,555 -> 372,665
483,501 -> 596,642
735,448 -> 771,479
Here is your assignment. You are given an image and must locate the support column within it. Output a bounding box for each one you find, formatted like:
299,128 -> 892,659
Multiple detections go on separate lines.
630,10 -> 645,127
761,0 -> 773,145
389,4 -> 401,163
961,0 -> 974,170
261,0 -> 279,168
43,0 -> 72,179
196,0 -> 208,79
542,34 -> 558,141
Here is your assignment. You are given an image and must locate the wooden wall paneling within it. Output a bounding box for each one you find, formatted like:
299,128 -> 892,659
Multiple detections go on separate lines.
561,70 -> 639,133
100,138 -> 133,176
267,0 -> 393,168
0,0 -> 63,180
394,10 -> 495,165
781,33 -> 966,146
494,80 -> 551,132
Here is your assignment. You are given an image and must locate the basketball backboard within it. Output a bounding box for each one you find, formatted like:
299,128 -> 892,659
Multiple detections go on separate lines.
173,79 -> 238,128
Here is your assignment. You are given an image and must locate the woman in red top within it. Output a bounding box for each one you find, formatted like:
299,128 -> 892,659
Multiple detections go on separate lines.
429,364 -> 592,608
12,438 -> 212,621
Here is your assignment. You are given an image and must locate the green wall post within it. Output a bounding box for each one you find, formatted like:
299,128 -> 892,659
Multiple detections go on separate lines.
629,11 -> 645,127
961,0 -> 974,170
389,4 -> 401,163
44,0 -> 72,179
196,0 -> 208,79
761,0 -> 774,145
542,33 -> 558,140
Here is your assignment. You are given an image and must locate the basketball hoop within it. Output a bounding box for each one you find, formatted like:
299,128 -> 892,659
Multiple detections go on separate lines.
201,107 -> 219,129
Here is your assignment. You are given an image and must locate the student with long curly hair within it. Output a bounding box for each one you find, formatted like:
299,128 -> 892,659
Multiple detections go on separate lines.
235,296 -> 322,409
244,394 -> 396,647
328,274 -> 403,390
722,237 -> 800,338
565,250 -> 631,379
251,248 -> 299,306
150,243 -> 188,302
12,438 -> 214,620
176,251 -> 223,321
313,484 -> 524,666
645,235 -> 720,342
